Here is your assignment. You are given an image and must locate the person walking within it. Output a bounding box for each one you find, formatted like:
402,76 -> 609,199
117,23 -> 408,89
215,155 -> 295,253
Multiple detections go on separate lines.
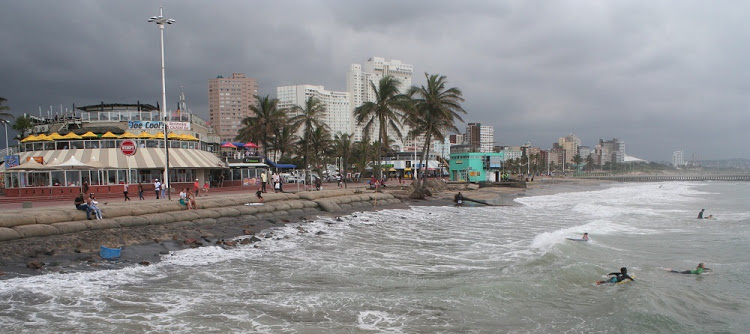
219,173 -> 225,187
154,179 -> 161,199
261,171 -> 268,193
193,179 -> 200,197
123,182 -> 131,201
138,183 -> 145,200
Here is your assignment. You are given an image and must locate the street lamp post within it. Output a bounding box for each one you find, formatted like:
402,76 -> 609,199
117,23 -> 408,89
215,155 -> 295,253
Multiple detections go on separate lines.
148,7 -> 175,200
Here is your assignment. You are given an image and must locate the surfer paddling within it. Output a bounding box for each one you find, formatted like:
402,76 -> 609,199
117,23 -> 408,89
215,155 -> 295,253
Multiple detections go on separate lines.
666,263 -> 710,275
596,267 -> 635,285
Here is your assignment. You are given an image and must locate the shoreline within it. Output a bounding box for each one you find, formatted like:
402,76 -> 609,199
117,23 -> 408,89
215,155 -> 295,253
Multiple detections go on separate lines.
0,178 -> 614,279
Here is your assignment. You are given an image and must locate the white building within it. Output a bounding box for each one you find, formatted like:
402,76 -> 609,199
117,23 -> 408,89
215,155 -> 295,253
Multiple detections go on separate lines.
672,150 -> 685,168
480,125 -> 494,153
347,57 -> 414,151
277,85 -> 351,139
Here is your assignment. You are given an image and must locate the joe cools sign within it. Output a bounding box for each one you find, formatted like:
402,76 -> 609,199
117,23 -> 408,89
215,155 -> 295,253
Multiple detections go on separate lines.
121,139 -> 137,156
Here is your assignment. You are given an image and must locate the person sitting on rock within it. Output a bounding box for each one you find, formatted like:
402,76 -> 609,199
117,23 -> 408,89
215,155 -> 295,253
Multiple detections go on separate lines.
87,193 -> 104,220
74,192 -> 92,220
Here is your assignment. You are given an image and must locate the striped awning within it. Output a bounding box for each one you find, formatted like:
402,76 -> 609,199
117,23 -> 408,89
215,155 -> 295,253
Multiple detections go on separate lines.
17,148 -> 227,170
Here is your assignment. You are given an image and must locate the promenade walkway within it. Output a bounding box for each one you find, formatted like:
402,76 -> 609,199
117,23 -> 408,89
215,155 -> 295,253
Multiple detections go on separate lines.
0,179 -> 414,211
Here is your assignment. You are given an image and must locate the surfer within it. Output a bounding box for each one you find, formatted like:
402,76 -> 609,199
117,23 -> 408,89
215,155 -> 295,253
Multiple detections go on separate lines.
666,263 -> 710,275
454,192 -> 464,207
697,209 -> 705,219
597,267 -> 635,284
582,233 -> 589,241
255,189 -> 264,203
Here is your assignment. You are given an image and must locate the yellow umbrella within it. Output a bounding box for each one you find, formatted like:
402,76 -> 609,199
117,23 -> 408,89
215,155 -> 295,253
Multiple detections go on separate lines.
100,131 -> 119,139
62,132 -> 83,140
21,135 -> 38,142
48,133 -> 65,140
81,131 -> 99,139
153,132 -> 165,138
35,134 -> 54,141
167,132 -> 181,140
137,131 -> 155,139
181,134 -> 199,141
119,131 -> 138,139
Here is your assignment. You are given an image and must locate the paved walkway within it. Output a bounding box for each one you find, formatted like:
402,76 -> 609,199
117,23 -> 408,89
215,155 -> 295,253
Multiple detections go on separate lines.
0,179 -> 415,210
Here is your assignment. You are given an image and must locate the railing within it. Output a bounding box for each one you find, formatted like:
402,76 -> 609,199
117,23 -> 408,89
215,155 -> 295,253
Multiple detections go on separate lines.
574,174 -> 750,182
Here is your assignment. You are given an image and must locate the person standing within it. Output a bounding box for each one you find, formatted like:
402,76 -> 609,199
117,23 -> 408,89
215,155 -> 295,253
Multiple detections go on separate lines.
697,209 -> 705,219
219,173 -> 225,187
193,179 -> 200,197
154,179 -> 161,199
138,183 -> 145,200
261,171 -> 268,193
123,182 -> 131,201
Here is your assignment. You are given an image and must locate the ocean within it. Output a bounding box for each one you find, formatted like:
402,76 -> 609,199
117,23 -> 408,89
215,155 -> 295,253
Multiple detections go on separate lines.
1,181 -> 748,333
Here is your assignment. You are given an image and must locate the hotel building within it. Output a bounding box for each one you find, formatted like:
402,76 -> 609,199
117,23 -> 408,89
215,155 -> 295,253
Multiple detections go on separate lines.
208,73 -> 258,143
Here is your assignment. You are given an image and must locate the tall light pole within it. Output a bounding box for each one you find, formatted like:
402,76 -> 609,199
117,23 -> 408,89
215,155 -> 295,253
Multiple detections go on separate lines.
148,7 -> 175,200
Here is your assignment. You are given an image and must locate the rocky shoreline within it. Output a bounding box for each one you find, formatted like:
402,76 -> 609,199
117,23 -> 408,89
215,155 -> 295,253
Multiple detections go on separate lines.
0,178 -> 607,279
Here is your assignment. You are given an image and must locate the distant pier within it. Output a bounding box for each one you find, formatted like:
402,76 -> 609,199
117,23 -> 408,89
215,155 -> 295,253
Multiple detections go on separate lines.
574,174 -> 750,182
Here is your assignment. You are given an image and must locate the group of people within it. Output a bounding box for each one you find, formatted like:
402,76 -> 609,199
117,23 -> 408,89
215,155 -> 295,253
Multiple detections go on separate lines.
260,171 -> 284,194
595,263 -> 710,285
74,192 -> 104,220
179,188 -> 197,210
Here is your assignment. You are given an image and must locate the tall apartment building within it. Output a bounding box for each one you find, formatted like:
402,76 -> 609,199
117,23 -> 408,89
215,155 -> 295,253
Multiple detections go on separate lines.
208,73 -> 258,143
347,57 -> 414,151
557,134 -> 581,164
596,138 -> 625,166
672,150 -> 685,167
276,85 -> 351,138
465,123 -> 495,153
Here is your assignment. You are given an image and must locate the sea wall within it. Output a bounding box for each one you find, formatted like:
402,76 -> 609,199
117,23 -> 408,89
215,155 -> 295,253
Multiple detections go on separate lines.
0,190 -> 400,243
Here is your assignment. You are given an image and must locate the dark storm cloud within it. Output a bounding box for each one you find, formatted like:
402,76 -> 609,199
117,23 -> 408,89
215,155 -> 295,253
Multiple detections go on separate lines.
1,0 -> 748,160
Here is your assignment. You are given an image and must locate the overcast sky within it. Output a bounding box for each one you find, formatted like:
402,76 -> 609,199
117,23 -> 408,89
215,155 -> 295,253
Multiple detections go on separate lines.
1,0 -> 748,161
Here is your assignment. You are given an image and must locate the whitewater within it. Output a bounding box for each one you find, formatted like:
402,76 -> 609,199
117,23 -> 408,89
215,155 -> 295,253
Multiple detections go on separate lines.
1,181 -> 748,333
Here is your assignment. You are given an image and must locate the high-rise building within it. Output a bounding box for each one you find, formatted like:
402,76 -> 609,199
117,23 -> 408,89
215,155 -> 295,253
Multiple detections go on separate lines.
276,85 -> 351,138
557,134 -> 581,164
208,73 -> 258,143
466,123 -> 495,153
596,138 -> 625,165
672,150 -> 685,167
347,57 -> 413,151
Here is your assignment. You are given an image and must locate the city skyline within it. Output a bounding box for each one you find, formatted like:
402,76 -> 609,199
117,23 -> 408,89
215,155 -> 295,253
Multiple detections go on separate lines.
1,1 -> 748,162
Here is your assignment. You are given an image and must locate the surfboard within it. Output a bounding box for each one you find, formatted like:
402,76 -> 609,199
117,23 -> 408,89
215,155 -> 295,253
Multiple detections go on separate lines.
596,274 -> 636,285
244,203 -> 264,206
566,238 -> 588,242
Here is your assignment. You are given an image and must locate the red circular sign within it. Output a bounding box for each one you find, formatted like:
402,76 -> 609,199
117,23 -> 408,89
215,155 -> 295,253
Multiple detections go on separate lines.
121,139 -> 137,156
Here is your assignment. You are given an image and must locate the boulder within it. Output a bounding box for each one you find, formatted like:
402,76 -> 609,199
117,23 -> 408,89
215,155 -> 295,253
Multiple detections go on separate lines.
215,207 -> 241,217
194,209 -> 221,219
13,224 -> 60,238
193,218 -> 218,226
100,206 -> 134,218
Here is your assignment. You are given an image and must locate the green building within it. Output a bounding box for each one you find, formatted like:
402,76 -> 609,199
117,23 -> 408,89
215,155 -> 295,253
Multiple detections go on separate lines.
449,152 -> 505,182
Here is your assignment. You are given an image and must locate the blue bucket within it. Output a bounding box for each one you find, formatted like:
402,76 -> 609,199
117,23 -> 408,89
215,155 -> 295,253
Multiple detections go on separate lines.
100,245 -> 121,259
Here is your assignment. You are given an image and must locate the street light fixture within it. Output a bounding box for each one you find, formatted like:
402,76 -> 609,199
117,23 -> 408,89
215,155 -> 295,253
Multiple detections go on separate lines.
148,7 -> 175,200
0,119 -> 9,154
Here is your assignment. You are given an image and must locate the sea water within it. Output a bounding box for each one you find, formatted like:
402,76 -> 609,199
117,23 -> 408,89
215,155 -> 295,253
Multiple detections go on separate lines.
0,181 -> 748,333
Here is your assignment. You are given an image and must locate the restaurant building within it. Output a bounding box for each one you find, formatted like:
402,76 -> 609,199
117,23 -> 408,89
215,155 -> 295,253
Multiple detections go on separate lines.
1,102 -> 259,197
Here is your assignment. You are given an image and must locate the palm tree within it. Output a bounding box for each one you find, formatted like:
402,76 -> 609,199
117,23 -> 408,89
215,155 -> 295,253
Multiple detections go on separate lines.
352,139 -> 376,179
236,95 -> 285,158
353,76 -> 410,178
405,73 -> 466,191
290,97 -> 328,170
270,123 -> 299,163
308,126 -> 332,175
585,154 -> 596,172
572,153 -> 583,172
332,132 -> 353,188
12,115 -> 32,139
0,97 -> 13,121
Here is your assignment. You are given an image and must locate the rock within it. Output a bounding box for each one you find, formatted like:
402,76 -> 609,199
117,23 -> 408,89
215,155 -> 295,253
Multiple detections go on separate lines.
243,229 -> 253,235
316,231 -> 326,236
239,238 -> 251,245
27,261 -> 45,269
264,233 -> 273,238
44,250 -> 55,256
249,236 -> 262,243
139,261 -> 151,266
